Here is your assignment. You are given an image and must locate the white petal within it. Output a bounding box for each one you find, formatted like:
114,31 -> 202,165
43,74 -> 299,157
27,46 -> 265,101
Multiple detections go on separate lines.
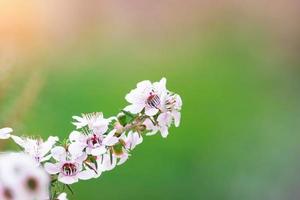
153,77 -> 167,94
157,112 -> 172,126
69,131 -> 84,142
173,111 -> 181,127
68,143 -> 85,157
117,154 -> 129,165
160,126 -> 169,138
44,162 -> 60,174
40,136 -> 59,157
145,107 -> 159,116
10,135 -> 25,147
136,80 -> 152,89
175,94 -> 183,109
146,131 -> 158,136
72,116 -> 87,129
51,146 -> 66,161
91,146 -> 107,156
57,193 -> 68,200
98,154 -> 116,171
0,127 -> 13,139
58,174 -> 78,184
74,152 -> 87,163
78,169 -> 96,180
124,104 -> 144,114
40,154 -> 52,162
102,131 -> 117,147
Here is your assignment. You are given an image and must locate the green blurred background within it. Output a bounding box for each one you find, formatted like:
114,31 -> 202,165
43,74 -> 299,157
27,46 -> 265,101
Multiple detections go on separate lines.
1,1 -> 300,199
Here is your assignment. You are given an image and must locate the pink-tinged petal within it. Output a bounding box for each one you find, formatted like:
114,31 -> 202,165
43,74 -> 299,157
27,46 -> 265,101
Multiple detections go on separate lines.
78,169 -> 96,180
160,126 -> 169,138
136,80 -> 152,90
58,174 -> 78,185
175,94 -> 183,109
69,131 -> 84,142
146,131 -> 157,136
153,77 -> 167,94
57,193 -> 67,200
98,154 -> 116,171
91,146 -> 107,156
75,152 -> 87,163
103,130 -> 118,146
72,116 -> 87,129
94,169 -> 102,178
117,154 -> 129,166
51,146 -> 66,161
10,135 -> 25,147
157,112 -> 172,126
145,107 -> 159,116
68,143 -> 85,157
124,104 -> 144,114
173,111 -> 181,127
40,154 -> 52,162
40,136 -> 59,157
126,132 -> 143,150
0,127 -> 12,139
44,163 -> 60,174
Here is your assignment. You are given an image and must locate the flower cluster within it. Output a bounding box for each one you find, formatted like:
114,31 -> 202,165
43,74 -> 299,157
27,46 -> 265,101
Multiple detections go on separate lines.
0,78 -> 182,200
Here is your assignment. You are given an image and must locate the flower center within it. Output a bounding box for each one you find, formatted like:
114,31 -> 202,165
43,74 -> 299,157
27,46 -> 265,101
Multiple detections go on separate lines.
87,134 -> 102,147
146,92 -> 160,108
3,188 -> 13,200
25,176 -> 39,192
62,163 -> 77,176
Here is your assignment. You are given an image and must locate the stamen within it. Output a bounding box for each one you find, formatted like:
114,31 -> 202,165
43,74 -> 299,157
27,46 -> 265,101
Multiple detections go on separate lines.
146,92 -> 160,108
62,163 -> 77,176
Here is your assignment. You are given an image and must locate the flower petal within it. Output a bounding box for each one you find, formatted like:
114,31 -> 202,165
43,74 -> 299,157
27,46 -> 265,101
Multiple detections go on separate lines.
44,162 -> 60,174
40,136 -> 59,157
58,174 -> 78,184
51,146 -> 66,161
68,143 -> 85,157
78,169 -> 96,180
0,127 -> 12,139
160,126 -> 169,138
172,111 -> 181,127
10,135 -> 25,147
124,104 -> 144,114
145,107 -> 159,116
69,131 -> 85,142
91,146 -> 107,156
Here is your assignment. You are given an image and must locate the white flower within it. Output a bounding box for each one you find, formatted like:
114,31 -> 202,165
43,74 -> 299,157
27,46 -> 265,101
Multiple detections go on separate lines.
160,94 -> 182,127
0,153 -> 50,200
68,129 -> 119,157
122,131 -> 143,150
57,192 -> 68,200
72,112 -> 109,133
44,146 -> 96,184
144,93 -> 182,138
0,127 -> 13,139
124,78 -> 167,116
10,135 -> 59,163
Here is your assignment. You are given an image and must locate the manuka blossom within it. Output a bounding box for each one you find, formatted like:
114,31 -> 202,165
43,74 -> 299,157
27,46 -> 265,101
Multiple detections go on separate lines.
124,78 -> 167,116
0,153 -> 50,200
144,93 -> 182,138
68,129 -> 119,157
0,77 -> 182,199
72,112 -> 109,133
121,131 -> 143,151
44,146 -> 96,184
10,135 -> 59,163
